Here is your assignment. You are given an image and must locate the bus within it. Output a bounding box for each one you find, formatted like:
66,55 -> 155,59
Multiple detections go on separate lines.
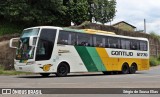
10,26 -> 149,77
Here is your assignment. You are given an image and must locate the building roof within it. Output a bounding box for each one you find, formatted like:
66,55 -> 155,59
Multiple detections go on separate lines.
112,21 -> 136,28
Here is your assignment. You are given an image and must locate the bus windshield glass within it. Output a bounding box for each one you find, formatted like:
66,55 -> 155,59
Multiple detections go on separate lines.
16,28 -> 39,60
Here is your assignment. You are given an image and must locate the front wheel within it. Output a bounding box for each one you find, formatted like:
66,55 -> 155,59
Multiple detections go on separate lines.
56,63 -> 69,77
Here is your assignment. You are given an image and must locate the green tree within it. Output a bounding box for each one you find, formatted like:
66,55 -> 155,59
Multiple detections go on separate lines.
91,0 -> 116,24
150,32 -> 160,42
0,0 -> 67,26
0,0 -> 116,27
67,0 -> 89,25
87,0 -> 96,22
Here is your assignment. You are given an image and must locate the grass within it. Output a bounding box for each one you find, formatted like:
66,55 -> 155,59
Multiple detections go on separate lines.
149,57 -> 160,66
0,66 -> 32,75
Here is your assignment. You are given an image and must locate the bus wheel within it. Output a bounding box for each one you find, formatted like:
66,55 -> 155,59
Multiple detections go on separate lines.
40,73 -> 50,77
121,63 -> 129,74
129,64 -> 137,74
56,63 -> 69,77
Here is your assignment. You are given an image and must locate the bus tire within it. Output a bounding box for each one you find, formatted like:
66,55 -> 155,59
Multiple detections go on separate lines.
121,63 -> 129,74
40,73 -> 50,77
56,62 -> 69,77
129,64 -> 137,74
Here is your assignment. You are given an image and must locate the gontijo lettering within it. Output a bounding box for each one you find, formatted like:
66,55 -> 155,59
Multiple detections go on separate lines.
111,51 -> 133,56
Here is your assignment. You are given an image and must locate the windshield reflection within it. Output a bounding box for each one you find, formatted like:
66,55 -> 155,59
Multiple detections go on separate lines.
16,28 -> 39,60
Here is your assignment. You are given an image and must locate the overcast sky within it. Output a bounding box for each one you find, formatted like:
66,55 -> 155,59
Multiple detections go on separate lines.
110,0 -> 160,34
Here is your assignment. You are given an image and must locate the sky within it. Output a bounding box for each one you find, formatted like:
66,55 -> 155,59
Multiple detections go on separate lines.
110,0 -> 160,34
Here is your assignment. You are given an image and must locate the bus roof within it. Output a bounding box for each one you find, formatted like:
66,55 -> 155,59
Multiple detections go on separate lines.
24,26 -> 62,30
63,28 -> 148,41
24,26 -> 148,42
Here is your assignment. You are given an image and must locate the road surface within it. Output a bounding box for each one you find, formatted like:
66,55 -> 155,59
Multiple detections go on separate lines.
0,66 -> 160,97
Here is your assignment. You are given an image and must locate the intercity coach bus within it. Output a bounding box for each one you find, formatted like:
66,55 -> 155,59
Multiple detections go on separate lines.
10,26 -> 149,77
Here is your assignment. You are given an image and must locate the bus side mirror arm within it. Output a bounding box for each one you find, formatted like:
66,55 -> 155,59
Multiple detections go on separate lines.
9,38 -> 20,49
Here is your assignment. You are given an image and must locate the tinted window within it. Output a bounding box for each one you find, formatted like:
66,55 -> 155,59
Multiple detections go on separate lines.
77,33 -> 92,46
105,37 -> 109,48
130,40 -> 140,50
121,39 -> 130,50
140,41 -> 148,51
58,30 -> 76,45
36,29 -> 56,61
108,37 -> 120,48
93,35 -> 105,47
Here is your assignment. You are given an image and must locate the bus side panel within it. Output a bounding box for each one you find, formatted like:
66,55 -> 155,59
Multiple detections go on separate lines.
140,59 -> 149,70
96,48 -> 149,71
96,48 -> 112,71
86,47 -> 106,71
56,45 -> 88,72
74,46 -> 98,72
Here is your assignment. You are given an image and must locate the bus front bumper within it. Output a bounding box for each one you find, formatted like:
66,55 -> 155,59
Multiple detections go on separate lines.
14,64 -> 36,73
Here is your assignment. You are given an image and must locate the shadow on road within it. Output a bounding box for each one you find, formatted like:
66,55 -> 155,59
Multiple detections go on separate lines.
15,71 -> 147,79
16,73 -> 105,79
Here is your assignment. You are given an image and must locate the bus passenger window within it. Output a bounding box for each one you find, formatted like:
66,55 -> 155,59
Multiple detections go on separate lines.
58,30 -> 76,45
121,39 -> 130,50
77,33 -> 92,46
131,40 -> 139,50
93,35 -> 105,47
140,41 -> 147,51
108,37 -> 120,49
105,37 -> 109,48
58,31 -> 69,45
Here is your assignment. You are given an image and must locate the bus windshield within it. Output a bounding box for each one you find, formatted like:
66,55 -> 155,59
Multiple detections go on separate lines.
16,28 -> 39,60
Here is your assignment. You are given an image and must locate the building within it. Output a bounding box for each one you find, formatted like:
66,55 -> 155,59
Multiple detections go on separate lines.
112,21 -> 136,31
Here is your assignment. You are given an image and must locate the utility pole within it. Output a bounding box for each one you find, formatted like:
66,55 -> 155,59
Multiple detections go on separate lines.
144,19 -> 146,33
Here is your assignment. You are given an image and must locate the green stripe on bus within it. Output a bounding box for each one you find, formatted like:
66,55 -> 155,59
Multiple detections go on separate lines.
86,47 -> 106,71
74,46 -> 98,72
63,28 -> 85,33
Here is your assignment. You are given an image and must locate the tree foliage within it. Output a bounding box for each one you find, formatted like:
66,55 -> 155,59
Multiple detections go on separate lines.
94,0 -> 116,24
150,32 -> 160,42
0,0 -> 67,26
68,0 -> 89,25
0,0 -> 116,27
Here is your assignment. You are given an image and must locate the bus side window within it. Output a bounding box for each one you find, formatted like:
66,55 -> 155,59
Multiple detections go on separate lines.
121,39 -> 126,49
105,37 -> 109,48
140,41 -> 147,51
121,39 -> 130,50
68,32 -> 76,45
77,33 -> 92,46
131,40 -> 139,50
108,37 -> 120,49
58,31 -> 69,45
93,35 -> 105,47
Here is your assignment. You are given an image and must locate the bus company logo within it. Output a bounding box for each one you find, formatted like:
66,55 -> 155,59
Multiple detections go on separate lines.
40,64 -> 52,71
111,51 -> 133,56
2,89 -> 11,94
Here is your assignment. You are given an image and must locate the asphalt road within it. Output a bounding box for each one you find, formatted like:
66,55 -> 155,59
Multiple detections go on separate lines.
0,66 -> 160,97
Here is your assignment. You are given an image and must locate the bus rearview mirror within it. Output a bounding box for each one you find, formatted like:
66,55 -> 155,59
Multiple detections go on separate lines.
29,36 -> 37,47
9,38 -> 20,49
